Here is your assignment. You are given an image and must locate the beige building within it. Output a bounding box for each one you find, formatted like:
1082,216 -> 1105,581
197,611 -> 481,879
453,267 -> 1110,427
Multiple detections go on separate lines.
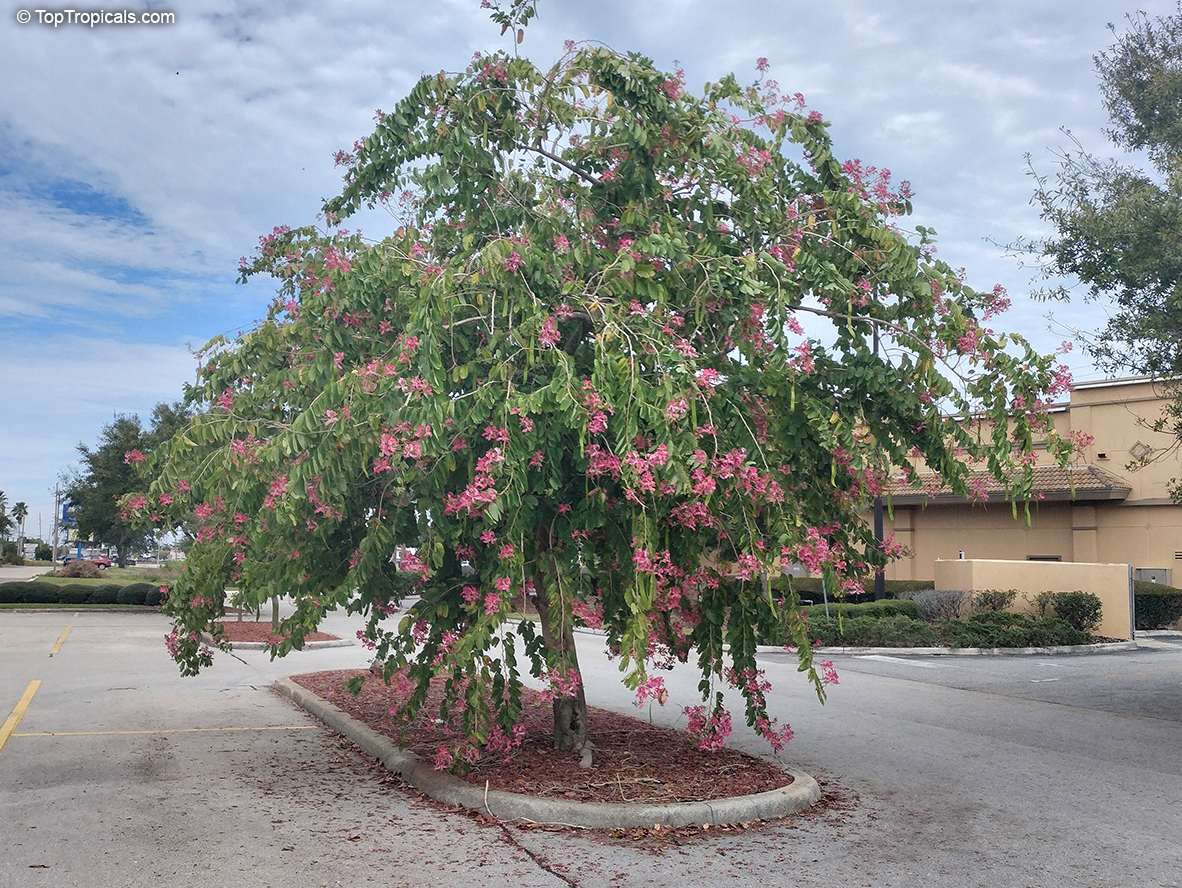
883,377 -> 1182,585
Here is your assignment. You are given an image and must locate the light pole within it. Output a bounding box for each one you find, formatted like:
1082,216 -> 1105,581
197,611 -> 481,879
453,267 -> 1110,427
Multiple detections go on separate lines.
873,326 -> 885,601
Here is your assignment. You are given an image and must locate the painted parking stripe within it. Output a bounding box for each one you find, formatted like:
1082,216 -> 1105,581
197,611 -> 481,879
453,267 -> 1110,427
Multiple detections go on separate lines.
13,725 -> 318,738
50,626 -> 72,656
0,680 -> 42,754
854,654 -> 947,669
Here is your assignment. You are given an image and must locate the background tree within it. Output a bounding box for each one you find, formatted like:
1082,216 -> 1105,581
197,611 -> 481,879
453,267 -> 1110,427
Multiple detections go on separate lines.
68,403 -> 192,567
1030,5 -> 1182,489
139,41 -> 1075,765
0,490 -> 12,541
13,501 -> 28,553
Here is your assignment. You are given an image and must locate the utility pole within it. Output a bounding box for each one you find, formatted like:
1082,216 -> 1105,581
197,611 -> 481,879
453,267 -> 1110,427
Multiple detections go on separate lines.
52,485 -> 61,561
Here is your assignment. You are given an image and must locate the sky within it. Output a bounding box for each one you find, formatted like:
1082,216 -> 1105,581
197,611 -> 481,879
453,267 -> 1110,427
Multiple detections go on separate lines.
0,0 -> 1172,539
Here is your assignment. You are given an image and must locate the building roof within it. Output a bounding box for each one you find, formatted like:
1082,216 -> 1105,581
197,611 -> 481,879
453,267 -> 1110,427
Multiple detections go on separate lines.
886,464 -> 1132,506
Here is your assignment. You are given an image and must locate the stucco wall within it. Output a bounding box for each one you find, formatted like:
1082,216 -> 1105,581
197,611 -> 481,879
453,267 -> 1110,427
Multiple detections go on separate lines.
934,558 -> 1132,640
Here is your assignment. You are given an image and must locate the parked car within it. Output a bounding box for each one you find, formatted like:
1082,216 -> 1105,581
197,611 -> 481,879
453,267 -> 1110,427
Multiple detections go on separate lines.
62,555 -> 113,569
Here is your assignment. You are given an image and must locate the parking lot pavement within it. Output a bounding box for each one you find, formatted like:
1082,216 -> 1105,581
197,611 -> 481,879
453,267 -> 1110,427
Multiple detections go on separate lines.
4,610 -> 1182,887
0,565 -> 52,584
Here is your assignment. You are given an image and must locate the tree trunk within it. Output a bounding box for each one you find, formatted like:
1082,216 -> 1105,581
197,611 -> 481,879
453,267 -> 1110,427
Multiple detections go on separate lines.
532,561 -> 591,764
271,595 -> 280,632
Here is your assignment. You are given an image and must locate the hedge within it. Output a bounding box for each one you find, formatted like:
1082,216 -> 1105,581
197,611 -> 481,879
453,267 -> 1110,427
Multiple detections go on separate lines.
1134,580 -> 1182,630
801,599 -> 921,621
771,577 -> 935,602
808,614 -> 939,647
116,582 -> 156,606
938,612 -> 1091,648
0,580 -> 169,606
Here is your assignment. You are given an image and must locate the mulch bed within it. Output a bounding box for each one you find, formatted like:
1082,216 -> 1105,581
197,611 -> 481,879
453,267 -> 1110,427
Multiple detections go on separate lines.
290,668 -> 793,805
214,621 -> 340,643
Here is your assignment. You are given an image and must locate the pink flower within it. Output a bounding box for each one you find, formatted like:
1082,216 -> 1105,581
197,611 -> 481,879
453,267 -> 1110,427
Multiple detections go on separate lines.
123,449 -> 146,464
635,676 -> 668,707
480,530 -> 497,544
504,251 -> 523,272
683,704 -> 733,751
664,397 -> 689,421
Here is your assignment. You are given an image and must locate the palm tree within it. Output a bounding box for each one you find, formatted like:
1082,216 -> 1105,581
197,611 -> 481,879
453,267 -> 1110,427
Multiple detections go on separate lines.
13,502 -> 28,554
0,490 -> 10,541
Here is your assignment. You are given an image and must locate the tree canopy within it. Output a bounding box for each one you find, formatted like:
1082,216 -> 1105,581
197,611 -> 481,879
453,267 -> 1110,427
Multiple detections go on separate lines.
137,43 -> 1075,764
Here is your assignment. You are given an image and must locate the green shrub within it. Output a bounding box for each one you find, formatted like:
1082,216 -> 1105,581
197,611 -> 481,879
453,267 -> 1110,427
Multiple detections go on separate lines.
1026,591 -> 1056,618
1,542 -> 23,565
808,614 -> 938,647
899,589 -> 971,621
86,585 -> 119,605
973,589 -> 1018,612
116,582 -> 154,606
0,582 -> 60,603
1135,588 -> 1182,629
23,582 -> 62,604
58,584 -> 92,604
34,544 -> 52,562
1049,591 -> 1103,632
145,585 -> 168,607
938,613 -> 1090,648
1132,580 -> 1182,629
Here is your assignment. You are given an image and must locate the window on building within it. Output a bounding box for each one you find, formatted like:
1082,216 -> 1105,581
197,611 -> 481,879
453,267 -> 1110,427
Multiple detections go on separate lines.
1027,555 -> 1062,562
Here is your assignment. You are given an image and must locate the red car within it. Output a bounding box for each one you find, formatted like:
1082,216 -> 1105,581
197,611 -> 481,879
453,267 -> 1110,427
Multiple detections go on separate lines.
63,555 -> 113,569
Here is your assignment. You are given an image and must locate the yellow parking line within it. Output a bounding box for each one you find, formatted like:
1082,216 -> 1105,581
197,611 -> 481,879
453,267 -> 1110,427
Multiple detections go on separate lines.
50,626 -> 72,656
0,681 -> 42,754
13,725 -> 317,737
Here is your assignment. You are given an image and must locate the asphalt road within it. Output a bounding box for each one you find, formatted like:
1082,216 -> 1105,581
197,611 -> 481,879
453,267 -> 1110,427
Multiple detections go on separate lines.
2,607 -> 1181,887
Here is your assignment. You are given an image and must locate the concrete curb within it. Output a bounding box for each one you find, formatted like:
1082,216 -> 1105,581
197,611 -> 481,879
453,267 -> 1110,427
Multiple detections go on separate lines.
756,640 -> 1139,657
272,677 -> 821,829
202,632 -> 353,651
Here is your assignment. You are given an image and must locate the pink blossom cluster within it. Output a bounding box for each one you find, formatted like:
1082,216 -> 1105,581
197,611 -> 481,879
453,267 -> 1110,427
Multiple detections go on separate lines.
634,676 -> 669,707
570,596 -> 604,628
581,379 -> 614,434
263,473 -> 289,509
538,316 -> 561,347
585,444 -> 622,479
683,704 -> 733,752
397,551 -> 431,582
228,434 -> 262,465
538,667 -> 583,703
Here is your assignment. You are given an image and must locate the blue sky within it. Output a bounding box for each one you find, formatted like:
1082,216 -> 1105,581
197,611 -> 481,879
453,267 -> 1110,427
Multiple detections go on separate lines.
0,0 -> 1171,537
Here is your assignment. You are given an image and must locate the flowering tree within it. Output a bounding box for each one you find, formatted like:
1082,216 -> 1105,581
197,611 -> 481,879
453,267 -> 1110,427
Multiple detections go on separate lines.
138,43 -> 1075,765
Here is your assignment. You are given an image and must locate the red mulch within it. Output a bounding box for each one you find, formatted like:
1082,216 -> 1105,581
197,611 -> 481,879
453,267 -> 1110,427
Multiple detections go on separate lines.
290,668 -> 794,805
214,621 -> 340,643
